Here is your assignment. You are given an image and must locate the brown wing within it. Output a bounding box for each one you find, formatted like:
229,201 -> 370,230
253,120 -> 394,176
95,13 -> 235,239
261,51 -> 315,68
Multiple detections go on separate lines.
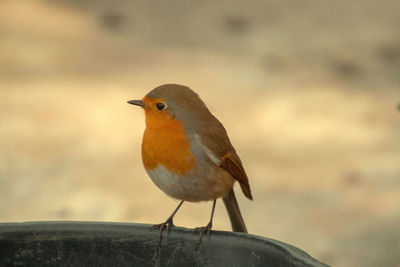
199,114 -> 253,200
220,151 -> 253,200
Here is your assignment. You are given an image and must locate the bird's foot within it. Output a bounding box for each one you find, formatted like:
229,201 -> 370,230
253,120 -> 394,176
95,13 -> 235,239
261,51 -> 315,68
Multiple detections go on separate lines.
194,221 -> 213,249
152,217 -> 174,243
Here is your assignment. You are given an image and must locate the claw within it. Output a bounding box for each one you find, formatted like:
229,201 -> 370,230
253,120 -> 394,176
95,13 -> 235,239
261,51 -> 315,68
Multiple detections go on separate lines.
194,221 -> 213,249
150,200 -> 184,244
152,218 -> 174,243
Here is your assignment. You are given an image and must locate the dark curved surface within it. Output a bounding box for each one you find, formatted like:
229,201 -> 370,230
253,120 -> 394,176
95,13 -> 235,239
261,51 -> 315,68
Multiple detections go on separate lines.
0,221 -> 329,267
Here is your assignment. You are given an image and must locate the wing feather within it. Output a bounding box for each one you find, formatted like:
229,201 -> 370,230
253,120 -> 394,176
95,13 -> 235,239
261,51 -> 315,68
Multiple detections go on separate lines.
199,115 -> 253,200
220,152 -> 253,200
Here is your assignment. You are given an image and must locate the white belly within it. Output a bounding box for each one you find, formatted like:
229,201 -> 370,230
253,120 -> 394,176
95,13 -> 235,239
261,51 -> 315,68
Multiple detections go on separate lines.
146,164 -> 234,202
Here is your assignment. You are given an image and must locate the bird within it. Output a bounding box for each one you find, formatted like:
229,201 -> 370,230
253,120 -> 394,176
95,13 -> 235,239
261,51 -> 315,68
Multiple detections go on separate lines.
127,84 -> 252,245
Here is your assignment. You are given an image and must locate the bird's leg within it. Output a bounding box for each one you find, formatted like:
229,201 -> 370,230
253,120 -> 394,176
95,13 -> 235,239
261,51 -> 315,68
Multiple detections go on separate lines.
152,200 -> 184,242
195,199 -> 216,249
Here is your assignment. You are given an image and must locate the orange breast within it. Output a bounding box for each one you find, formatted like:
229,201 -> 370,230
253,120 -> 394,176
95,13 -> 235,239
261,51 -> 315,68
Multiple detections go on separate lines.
142,108 -> 197,176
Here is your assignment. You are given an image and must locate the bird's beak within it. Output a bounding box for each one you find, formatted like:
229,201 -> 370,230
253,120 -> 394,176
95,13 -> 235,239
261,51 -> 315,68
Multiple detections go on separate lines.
127,99 -> 144,107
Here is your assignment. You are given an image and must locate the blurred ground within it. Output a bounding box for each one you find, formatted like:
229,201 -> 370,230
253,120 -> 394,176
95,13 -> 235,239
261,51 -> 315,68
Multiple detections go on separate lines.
1,0 -> 400,266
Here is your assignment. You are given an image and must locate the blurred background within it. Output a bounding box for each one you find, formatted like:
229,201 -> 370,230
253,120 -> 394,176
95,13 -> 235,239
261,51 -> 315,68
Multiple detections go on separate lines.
1,0 -> 399,266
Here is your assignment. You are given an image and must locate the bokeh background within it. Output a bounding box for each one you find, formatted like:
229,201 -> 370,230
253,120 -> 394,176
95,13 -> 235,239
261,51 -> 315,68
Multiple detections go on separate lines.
1,0 -> 400,266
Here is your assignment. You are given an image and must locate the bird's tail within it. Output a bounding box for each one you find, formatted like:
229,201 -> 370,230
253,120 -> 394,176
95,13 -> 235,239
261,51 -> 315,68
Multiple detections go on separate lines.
222,188 -> 248,233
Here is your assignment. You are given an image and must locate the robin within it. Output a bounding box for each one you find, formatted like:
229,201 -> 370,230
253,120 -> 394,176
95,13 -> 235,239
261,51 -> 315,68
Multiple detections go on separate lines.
128,84 -> 252,244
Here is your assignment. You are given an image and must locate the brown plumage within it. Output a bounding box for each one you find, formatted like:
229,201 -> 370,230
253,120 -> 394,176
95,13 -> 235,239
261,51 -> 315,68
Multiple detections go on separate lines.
128,83 -> 253,243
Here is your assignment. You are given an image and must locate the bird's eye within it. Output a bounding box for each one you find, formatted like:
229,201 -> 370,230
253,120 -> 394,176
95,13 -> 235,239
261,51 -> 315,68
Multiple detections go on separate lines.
156,103 -> 166,110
